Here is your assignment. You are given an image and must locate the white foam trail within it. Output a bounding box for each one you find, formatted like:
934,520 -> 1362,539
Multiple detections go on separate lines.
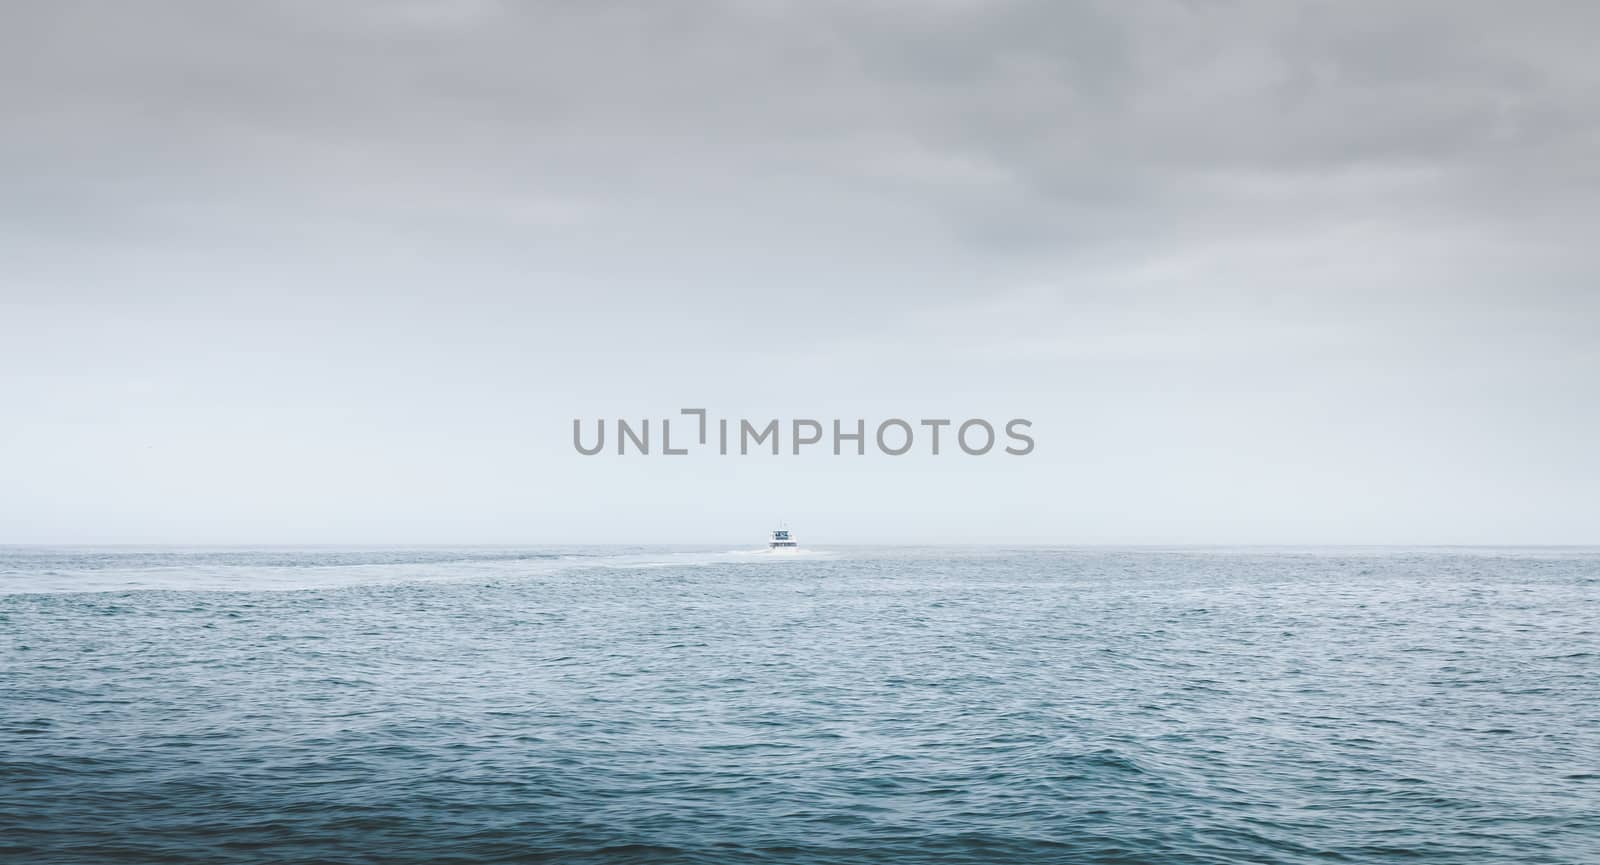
0,546 -> 843,594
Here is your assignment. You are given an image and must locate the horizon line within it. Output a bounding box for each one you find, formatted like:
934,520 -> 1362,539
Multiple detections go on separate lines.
3,541 -> 1599,549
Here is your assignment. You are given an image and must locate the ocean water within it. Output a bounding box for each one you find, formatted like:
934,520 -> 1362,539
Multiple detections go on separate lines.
2,546 -> 1596,864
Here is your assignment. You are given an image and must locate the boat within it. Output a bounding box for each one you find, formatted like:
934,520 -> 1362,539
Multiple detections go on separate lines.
768,526 -> 798,549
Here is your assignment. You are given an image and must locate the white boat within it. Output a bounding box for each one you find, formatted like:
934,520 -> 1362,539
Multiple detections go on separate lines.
768,527 -> 798,549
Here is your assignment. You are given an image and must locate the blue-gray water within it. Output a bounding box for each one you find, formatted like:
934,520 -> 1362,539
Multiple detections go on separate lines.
2,546 -> 1597,864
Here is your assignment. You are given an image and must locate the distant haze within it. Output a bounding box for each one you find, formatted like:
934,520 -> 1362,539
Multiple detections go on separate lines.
2,1 -> 1597,544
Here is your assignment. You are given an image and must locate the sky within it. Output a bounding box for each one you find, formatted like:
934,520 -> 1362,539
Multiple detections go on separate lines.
2,0 -> 1597,544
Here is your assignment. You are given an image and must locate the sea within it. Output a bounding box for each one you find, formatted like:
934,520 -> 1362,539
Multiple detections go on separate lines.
1,546 -> 1596,864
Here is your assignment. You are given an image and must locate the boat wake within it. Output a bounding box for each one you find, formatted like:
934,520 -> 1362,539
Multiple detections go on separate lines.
0,545 -> 838,595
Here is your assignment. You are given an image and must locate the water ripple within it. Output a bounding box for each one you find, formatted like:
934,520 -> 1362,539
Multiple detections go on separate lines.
2,546 -> 1597,863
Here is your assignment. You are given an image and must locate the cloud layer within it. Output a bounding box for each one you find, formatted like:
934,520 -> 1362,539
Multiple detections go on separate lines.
3,1 -> 1596,542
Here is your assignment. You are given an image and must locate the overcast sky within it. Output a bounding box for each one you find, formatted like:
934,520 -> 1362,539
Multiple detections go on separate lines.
2,0 -> 1597,544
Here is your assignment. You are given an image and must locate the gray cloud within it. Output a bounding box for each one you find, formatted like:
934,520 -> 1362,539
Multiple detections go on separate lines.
1,1 -> 1596,543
